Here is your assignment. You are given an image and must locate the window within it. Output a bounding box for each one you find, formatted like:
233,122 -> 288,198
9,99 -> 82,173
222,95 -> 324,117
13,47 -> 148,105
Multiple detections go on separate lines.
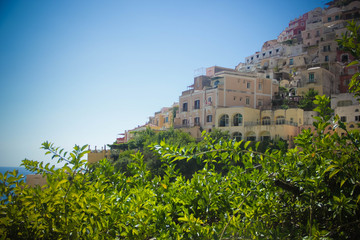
194,117 -> 200,126
233,114 -> 243,126
350,124 -> 355,128
206,115 -> 212,122
262,116 -> 271,125
258,83 -> 262,90
355,115 -> 360,122
341,54 -> 349,63
290,118 -> 294,124
207,97 -> 212,103
256,54 -> 259,58
335,15 -> 339,20
194,100 -> 200,109
328,17 -> 331,22
325,55 -> 329,62
247,82 -> 250,88
232,132 -> 242,141
269,51 -> 272,55
246,133 -> 256,141
182,102 -> 188,112
289,58 -> 294,65
263,53 -> 266,57
338,100 -> 352,107
309,72 -> 315,83
182,119 -> 188,126
258,100 -> 263,107
165,117 -> 168,123
276,116 -> 285,125
246,97 -> 250,105
341,116 -> 347,122
276,49 -> 279,53
219,114 -> 229,127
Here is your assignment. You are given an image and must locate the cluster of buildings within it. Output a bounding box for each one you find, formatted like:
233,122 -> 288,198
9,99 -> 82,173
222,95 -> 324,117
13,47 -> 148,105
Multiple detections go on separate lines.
115,0 -> 360,148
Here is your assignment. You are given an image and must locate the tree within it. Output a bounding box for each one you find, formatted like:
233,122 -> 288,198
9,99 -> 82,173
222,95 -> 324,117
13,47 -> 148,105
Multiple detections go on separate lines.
298,88 -> 319,111
337,20 -> 360,98
2,96 -> 359,239
2,19 -> 360,240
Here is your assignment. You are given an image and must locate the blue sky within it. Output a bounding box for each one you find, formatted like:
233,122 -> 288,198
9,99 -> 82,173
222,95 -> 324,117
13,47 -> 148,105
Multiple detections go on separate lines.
0,0 -> 327,167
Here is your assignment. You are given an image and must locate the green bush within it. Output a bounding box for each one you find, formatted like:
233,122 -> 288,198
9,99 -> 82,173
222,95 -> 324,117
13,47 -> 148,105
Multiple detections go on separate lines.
1,95 -> 360,239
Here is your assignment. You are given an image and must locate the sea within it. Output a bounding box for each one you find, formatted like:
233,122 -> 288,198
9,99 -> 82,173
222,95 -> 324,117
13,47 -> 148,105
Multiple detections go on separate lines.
0,167 -> 34,201
0,166 -> 33,181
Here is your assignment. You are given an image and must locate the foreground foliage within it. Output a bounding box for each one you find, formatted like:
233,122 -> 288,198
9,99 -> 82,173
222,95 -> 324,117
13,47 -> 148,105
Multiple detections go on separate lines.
1,19 -> 360,240
1,96 -> 360,239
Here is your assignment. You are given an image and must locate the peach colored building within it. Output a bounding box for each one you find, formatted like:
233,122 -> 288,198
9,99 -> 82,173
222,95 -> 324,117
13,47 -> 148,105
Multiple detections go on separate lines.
177,67 -> 279,137
297,67 -> 336,96
26,174 -> 47,187
332,93 -> 360,124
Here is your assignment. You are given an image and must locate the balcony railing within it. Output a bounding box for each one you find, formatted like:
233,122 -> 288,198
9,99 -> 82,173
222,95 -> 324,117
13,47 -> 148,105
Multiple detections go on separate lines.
244,121 -> 298,127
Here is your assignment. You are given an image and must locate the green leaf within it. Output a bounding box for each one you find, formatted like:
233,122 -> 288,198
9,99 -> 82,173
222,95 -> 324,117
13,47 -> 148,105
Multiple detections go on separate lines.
329,168 -> 341,179
323,165 -> 337,174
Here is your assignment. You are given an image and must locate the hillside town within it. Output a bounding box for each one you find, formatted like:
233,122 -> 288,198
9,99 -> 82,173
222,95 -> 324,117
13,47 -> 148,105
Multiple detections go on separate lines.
90,0 -> 360,159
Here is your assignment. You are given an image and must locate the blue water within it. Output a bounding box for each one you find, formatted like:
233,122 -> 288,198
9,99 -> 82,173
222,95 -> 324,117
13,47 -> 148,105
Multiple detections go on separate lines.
0,166 -> 33,181
0,167 -> 34,201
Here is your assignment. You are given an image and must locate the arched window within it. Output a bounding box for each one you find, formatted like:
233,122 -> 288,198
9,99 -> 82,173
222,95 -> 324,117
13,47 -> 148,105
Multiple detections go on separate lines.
262,116 -> 271,125
246,131 -> 256,141
276,116 -> 285,125
260,131 -> 271,141
341,54 -> 349,63
219,114 -> 229,127
232,132 -> 242,141
349,124 -> 355,128
233,114 -> 243,126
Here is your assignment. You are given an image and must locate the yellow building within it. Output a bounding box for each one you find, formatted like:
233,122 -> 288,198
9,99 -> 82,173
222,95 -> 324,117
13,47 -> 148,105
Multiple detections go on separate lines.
216,107 -> 303,146
87,146 -> 111,164
149,103 -> 178,129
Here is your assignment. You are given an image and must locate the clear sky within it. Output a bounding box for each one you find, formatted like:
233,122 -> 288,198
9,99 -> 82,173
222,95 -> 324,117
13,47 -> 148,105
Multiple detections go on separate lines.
0,0 -> 327,167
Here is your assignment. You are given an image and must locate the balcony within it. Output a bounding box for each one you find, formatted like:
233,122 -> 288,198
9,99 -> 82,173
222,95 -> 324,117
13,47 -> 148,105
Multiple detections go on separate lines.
243,121 -> 298,127
307,79 -> 317,84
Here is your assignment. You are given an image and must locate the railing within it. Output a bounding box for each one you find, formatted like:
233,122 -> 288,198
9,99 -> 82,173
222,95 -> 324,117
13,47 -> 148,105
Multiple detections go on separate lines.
244,121 -> 298,127
307,79 -> 317,84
